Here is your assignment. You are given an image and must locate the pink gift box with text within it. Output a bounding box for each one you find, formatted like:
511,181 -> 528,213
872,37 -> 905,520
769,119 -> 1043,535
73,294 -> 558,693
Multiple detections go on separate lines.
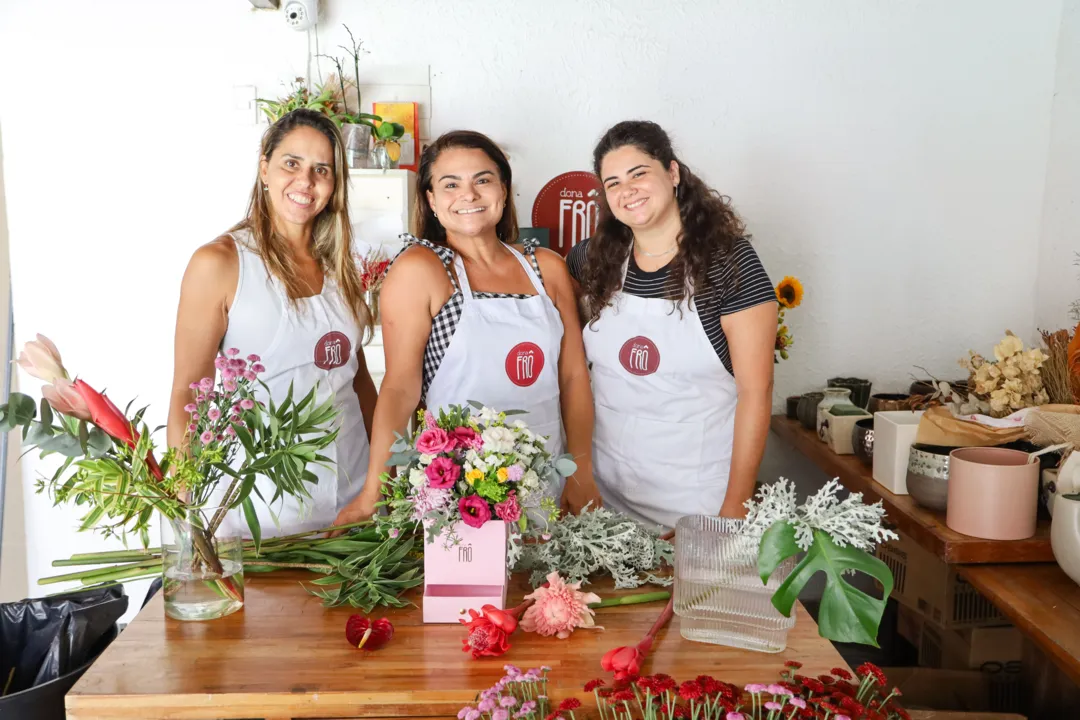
423,519 -> 509,624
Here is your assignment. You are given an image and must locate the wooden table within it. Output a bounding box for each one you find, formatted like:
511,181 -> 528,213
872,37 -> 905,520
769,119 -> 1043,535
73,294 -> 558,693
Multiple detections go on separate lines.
770,416 -> 1054,563
66,572 -> 850,720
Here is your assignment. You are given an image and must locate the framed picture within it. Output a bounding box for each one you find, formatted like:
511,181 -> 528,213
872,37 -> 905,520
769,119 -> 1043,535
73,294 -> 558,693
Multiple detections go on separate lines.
373,101 -> 420,172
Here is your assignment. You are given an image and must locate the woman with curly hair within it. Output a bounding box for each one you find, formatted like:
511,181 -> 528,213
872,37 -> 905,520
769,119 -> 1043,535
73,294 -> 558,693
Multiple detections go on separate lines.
567,120 -> 777,529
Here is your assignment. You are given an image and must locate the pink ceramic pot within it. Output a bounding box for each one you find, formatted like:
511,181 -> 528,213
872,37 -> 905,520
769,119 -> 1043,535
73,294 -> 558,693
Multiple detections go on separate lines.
946,447 -> 1038,540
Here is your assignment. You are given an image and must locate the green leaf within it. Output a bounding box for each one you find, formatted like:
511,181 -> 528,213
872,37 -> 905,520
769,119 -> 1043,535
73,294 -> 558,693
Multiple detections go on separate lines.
39,397 -> 53,428
7,393 -> 37,426
554,457 -> 578,477
242,497 -> 262,555
78,421 -> 89,454
86,428 -> 112,458
234,424 -> 258,458
760,525 -> 893,647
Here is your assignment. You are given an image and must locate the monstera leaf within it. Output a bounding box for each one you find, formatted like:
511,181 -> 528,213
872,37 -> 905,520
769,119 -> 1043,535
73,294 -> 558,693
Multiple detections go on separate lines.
758,521 -> 894,647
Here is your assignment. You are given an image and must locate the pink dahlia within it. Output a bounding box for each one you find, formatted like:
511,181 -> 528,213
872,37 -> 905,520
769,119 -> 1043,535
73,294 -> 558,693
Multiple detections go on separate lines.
520,571 -> 601,639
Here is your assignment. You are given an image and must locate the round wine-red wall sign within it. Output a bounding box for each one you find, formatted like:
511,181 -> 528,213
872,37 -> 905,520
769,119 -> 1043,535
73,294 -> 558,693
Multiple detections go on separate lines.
531,171 -> 603,257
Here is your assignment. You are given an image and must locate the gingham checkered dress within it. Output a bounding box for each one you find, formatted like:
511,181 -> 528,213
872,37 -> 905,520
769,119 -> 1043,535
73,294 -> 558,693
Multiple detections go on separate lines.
393,234 -> 545,402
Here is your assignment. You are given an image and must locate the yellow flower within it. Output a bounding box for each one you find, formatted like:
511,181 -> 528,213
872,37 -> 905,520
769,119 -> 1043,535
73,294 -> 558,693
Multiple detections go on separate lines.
497,467 -> 509,483
466,469 -> 483,485
776,276 -> 804,309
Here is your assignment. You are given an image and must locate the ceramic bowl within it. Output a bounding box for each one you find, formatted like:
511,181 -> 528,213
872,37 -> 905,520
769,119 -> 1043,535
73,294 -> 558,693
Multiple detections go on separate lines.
947,447 -> 1039,540
852,417 -> 875,467
906,443 -> 953,511
786,395 -> 802,419
797,392 -> 824,431
868,393 -> 913,414
828,377 -> 872,409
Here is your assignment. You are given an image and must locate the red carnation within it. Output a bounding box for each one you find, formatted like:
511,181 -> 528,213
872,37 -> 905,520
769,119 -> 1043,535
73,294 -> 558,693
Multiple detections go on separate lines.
584,679 -> 606,692
785,660 -> 804,669
818,674 -> 836,685
831,667 -> 853,681
857,662 -> 888,686
598,687 -> 614,698
678,681 -> 703,701
672,706 -> 688,719
558,698 -> 582,712
802,678 -> 826,694
840,696 -> 865,715
612,690 -> 635,703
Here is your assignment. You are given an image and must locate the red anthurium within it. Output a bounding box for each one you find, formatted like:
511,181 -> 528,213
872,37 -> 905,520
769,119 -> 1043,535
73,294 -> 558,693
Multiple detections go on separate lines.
345,615 -> 394,650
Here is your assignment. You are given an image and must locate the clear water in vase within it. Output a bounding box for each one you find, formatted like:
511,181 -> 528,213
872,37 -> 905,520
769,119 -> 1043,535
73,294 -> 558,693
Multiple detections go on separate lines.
674,515 -> 797,653
161,509 -> 245,621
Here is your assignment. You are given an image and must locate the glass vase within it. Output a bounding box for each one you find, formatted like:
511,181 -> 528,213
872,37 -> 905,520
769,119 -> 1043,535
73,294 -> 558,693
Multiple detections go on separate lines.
160,505 -> 245,621
674,515 -> 796,653
342,123 -> 372,169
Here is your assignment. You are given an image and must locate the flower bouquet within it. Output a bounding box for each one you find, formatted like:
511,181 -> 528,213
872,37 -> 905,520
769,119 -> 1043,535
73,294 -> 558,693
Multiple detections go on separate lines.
774,276 -> 803,363
355,246 -> 391,325
3,336 -> 342,620
377,402 -> 577,622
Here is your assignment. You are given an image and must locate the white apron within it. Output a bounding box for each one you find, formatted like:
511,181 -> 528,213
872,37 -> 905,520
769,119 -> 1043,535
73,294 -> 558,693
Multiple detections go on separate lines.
583,262 -> 738,530
425,246 -> 566,508
218,237 -> 370,536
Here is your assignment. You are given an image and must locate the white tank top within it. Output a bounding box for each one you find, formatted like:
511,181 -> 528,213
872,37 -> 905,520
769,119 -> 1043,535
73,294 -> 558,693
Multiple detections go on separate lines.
217,229 -> 370,536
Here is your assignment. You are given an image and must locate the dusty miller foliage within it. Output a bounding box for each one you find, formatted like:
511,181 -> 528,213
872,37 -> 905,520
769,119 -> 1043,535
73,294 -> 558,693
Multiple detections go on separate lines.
511,504 -> 674,589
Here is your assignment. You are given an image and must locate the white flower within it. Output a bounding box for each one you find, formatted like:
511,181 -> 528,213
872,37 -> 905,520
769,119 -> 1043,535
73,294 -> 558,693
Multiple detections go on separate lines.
512,420 -> 528,430
481,426 -> 516,454
419,453 -> 435,466
521,470 -> 540,491
517,443 -> 538,457
477,406 -> 501,424
408,468 -> 426,487
466,449 -> 487,472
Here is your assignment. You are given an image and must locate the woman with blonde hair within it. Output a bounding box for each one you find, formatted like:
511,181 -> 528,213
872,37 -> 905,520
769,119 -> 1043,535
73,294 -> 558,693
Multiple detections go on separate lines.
168,108 -> 378,535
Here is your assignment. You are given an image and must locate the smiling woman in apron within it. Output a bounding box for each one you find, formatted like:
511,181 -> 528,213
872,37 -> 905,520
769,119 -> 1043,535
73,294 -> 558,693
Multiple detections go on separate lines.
167,109 -> 377,536
567,120 -> 777,530
332,130 -> 600,528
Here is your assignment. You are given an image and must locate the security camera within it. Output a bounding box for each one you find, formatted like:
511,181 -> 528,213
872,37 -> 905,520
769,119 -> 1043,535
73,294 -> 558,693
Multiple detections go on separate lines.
282,0 -> 318,31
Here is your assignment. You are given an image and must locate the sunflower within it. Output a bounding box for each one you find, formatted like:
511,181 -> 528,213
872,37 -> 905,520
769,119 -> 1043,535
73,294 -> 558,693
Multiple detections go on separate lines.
776,276 -> 804,309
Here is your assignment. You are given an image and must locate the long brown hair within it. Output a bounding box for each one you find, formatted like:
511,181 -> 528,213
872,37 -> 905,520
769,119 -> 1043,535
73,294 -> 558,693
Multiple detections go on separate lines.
580,120 -> 746,324
413,130 -> 519,245
230,109 -> 373,341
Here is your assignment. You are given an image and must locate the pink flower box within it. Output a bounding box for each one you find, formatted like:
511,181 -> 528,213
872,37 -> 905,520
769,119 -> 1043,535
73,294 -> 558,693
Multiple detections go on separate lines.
423,519 -> 509,624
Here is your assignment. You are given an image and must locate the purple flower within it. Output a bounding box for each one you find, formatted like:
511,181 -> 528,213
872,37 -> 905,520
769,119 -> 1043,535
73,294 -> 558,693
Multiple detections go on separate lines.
196,394 -> 206,403
225,426 -> 236,437
478,698 -> 496,713
458,708 -> 473,720
208,407 -> 221,421
492,710 -> 509,720
767,684 -> 791,696
223,379 -> 237,392
251,363 -> 265,373
198,377 -> 214,392
243,370 -> 257,382
214,356 -> 229,370
188,382 -> 199,390
191,412 -> 200,421
222,368 -> 237,381
240,398 -> 255,410
388,527 -> 400,539
226,347 -> 240,357
744,684 -> 766,694
409,485 -> 453,519
465,712 -> 480,720
184,403 -> 198,413
500,696 -> 518,708
506,464 -> 524,482
187,423 -> 196,433
200,430 -> 213,444
519,701 -> 537,715
247,353 -> 261,362
789,698 -> 807,710
503,664 -> 522,678
764,702 -> 782,711
726,714 -> 745,720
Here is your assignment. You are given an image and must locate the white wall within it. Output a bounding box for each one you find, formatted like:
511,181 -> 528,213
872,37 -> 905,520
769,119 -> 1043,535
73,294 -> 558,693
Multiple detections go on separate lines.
1037,0 -> 1080,331
0,1 -> 1068,619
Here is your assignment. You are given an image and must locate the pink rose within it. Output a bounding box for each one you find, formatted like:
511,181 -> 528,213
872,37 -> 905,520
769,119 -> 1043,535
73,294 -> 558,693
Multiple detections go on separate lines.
416,428 -> 454,455
459,495 -> 492,528
451,426 -> 482,450
425,456 -> 461,489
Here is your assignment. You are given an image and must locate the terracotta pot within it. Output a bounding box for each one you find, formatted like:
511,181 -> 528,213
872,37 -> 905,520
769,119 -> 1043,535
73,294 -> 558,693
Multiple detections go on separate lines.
946,447 -> 1039,540
852,417 -> 874,467
1051,494 -> 1080,587
785,395 -> 802,419
797,392 -> 824,431
868,393 -> 913,414
828,377 -> 872,409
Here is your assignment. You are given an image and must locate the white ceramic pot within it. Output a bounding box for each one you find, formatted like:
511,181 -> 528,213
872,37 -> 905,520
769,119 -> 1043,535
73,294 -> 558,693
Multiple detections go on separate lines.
1051,494 -> 1080,587
816,387 -> 852,441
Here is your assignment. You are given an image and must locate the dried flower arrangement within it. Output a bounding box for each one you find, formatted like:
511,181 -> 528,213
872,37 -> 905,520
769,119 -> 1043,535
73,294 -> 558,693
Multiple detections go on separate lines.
960,330 -> 1049,417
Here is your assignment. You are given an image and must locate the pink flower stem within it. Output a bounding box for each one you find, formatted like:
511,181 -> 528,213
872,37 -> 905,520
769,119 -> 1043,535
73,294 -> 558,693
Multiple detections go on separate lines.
641,596 -> 674,648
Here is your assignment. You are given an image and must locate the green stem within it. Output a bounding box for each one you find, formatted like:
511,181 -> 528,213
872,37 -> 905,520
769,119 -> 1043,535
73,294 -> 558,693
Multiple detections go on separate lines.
243,561 -> 332,571
38,559 -> 162,585
68,548 -> 159,561
2,667 -> 14,697
81,566 -> 161,585
589,591 -> 670,608
53,553 -> 155,566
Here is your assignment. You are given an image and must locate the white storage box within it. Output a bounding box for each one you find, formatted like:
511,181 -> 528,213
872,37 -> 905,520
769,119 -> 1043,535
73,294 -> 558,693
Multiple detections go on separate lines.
872,410 -> 924,494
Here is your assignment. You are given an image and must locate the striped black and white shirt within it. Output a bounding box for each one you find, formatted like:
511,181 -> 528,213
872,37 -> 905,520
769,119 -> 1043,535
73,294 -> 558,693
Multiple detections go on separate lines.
567,238 -> 775,376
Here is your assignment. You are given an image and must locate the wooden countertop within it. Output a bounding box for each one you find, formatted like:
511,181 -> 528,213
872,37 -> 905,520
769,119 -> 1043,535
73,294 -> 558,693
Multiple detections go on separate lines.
66,571 -> 850,720
770,416 -> 1054,564
957,562 -> 1080,686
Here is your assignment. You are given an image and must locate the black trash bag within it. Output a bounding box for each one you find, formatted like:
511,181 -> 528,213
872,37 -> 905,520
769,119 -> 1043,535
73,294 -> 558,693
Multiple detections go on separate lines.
0,584 -> 127,696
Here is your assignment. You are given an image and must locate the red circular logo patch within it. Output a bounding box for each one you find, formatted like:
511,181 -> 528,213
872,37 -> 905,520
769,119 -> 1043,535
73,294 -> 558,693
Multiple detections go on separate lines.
505,342 -> 545,387
530,171 -> 603,257
314,331 -> 352,370
619,336 -> 660,376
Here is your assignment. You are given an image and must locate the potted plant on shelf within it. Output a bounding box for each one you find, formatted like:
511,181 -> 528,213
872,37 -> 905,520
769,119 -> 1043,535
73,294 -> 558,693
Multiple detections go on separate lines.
256,77 -> 340,125
6,335 -> 342,621
371,120 -> 406,169
319,25 -> 382,168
